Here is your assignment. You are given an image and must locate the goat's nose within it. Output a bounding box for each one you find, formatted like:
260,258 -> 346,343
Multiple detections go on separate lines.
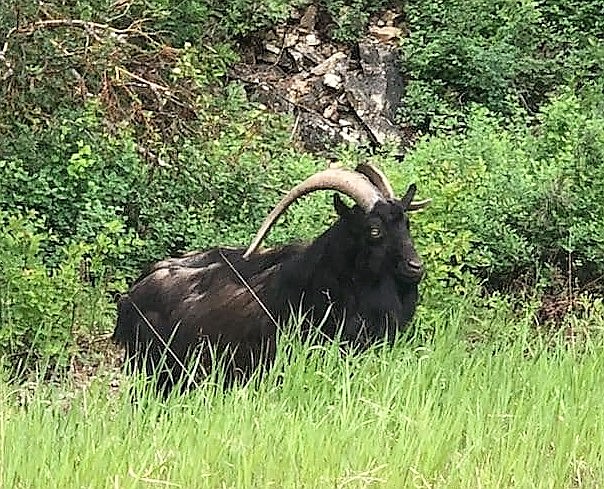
407,259 -> 423,271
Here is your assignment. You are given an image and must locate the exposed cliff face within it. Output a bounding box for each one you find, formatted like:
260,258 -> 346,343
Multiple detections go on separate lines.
231,6 -> 412,155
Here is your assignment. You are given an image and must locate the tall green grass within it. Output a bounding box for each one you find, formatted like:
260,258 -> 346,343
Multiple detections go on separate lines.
2,301 -> 604,488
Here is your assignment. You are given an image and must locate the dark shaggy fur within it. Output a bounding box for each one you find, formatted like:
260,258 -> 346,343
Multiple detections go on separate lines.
114,187 -> 425,394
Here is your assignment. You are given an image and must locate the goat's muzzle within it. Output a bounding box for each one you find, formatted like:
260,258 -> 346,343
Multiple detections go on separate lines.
398,258 -> 425,283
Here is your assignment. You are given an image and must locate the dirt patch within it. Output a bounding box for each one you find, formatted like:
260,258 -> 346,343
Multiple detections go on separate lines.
13,334 -> 125,408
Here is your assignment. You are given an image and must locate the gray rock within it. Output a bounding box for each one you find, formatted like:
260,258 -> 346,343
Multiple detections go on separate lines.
233,9 -> 408,154
343,41 -> 405,147
323,73 -> 343,89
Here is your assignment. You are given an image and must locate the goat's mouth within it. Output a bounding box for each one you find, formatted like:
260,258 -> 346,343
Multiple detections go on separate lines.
397,263 -> 424,283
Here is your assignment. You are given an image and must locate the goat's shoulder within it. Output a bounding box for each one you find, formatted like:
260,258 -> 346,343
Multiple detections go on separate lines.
126,248 -> 226,302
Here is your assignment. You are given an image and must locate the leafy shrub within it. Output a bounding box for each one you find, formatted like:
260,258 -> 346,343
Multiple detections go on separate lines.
158,0 -> 391,44
0,103 -> 145,280
386,86 -> 604,293
0,211 -> 105,374
0,94 -> 340,282
160,0 -> 301,42
400,0 -> 604,132
320,0 -> 389,42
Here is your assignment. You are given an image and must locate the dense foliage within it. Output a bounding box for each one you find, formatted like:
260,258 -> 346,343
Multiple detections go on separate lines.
1,0 -> 603,371
405,88 -> 604,292
400,0 -> 604,132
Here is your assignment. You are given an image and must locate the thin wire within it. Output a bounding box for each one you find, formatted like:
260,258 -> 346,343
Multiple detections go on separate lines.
218,249 -> 280,328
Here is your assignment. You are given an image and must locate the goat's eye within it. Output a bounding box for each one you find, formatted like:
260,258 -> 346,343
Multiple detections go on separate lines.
369,226 -> 382,239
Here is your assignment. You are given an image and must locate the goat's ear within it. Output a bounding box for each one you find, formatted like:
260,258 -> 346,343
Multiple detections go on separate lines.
401,184 -> 432,212
400,184 -> 418,209
333,193 -> 352,217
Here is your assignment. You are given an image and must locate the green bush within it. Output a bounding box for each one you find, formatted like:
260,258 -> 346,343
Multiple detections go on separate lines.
320,0 -> 389,42
386,86 -> 604,293
400,0 -> 604,132
0,211 -> 105,374
0,94 -> 340,282
0,103 -> 145,280
160,0 -> 301,42
155,0 -> 390,44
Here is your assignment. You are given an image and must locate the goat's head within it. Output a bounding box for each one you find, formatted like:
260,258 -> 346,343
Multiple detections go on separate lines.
243,164 -> 430,284
332,184 -> 425,283
349,163 -> 430,284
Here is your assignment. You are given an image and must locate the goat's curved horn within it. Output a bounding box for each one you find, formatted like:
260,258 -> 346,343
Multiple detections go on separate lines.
243,169 -> 384,259
355,163 -> 395,199
408,198 -> 432,211
356,163 -> 432,211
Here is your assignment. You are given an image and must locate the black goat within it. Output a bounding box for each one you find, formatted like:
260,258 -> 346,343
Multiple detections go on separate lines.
113,164 -> 430,393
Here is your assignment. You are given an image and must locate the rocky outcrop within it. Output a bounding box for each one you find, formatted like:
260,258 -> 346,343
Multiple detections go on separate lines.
231,6 -> 409,154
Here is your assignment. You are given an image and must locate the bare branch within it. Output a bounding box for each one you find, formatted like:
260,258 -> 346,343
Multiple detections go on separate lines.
0,16 -> 160,81
117,67 -> 171,93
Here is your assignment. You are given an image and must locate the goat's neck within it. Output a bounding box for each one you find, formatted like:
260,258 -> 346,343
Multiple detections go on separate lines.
303,220 -> 358,283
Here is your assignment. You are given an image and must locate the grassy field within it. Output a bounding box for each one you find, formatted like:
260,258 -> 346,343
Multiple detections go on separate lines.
2,299 -> 604,488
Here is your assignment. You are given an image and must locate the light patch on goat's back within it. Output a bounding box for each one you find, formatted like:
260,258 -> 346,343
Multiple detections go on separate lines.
199,262 -> 221,273
150,257 -> 182,270
207,269 -> 272,311
151,267 -> 171,281
147,260 -> 224,292
182,261 -> 223,277
173,250 -> 213,267
179,262 -> 222,282
152,249 -> 222,271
